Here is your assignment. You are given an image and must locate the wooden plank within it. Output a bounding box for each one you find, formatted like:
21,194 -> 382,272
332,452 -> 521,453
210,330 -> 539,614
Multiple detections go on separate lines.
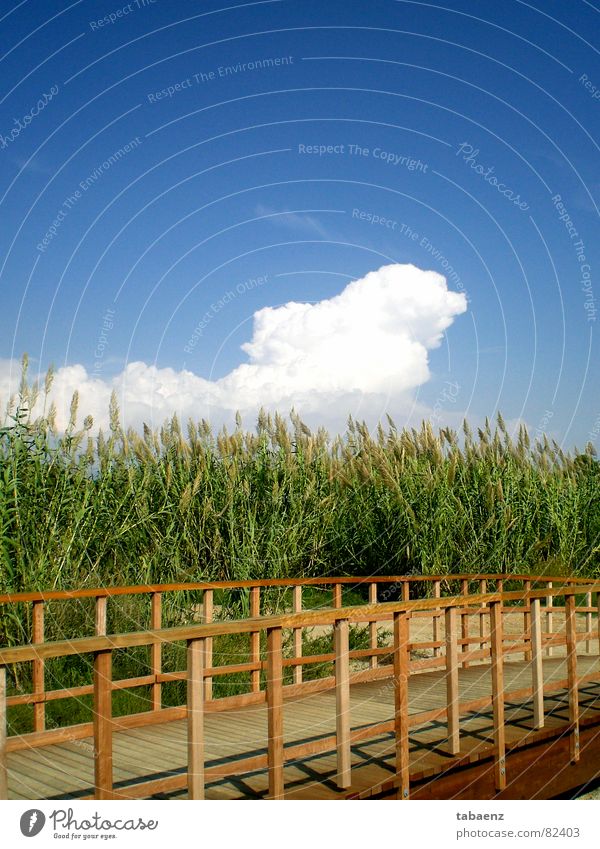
334,618 -> 351,788
95,595 -> 107,636
151,592 -> 162,711
0,572 -> 587,606
203,590 -> 213,701
445,607 -> 460,755
187,638 -> 205,800
369,583 -> 379,668
394,611 -> 410,799
0,667 -> 6,799
433,580 -> 441,658
292,585 -> 303,685
479,579 -> 487,652
490,601 -> 506,790
461,579 -> 469,668
546,582 -> 553,657
585,592 -> 592,654
93,650 -> 113,799
32,600 -> 45,733
530,598 -> 544,729
250,587 -> 261,693
565,595 -> 579,763
523,580 -> 532,662
267,627 -> 284,799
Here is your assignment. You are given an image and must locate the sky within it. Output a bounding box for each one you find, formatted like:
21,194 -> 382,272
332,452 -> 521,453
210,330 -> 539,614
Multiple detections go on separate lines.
0,0 -> 598,446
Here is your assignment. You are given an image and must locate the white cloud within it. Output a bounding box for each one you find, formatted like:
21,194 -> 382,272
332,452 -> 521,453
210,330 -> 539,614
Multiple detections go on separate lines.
0,264 -> 467,433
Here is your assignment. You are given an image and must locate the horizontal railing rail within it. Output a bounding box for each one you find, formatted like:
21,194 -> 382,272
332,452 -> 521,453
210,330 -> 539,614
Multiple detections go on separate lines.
0,576 -> 598,801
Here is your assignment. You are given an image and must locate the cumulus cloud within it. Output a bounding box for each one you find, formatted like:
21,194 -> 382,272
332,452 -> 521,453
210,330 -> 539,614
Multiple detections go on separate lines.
0,264 -> 467,433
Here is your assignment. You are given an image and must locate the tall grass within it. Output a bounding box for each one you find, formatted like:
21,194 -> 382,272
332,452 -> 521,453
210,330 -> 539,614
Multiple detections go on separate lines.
1,356 -> 598,622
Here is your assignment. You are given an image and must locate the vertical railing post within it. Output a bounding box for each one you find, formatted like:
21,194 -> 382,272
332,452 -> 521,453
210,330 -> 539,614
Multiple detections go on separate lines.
266,627 -> 284,799
394,611 -> 410,799
546,581 -> 554,657
479,578 -> 487,652
402,581 -> 410,603
250,587 -> 261,693
490,601 -> 506,791
460,579 -> 469,668
433,580 -> 441,658
585,591 -> 592,654
187,637 -> 205,800
445,606 -> 460,755
95,595 -> 107,636
151,592 -> 162,711
32,601 -> 45,733
332,583 -> 342,609
0,666 -> 7,799
565,594 -> 580,763
531,597 -> 544,729
292,585 -> 303,685
523,580 -> 532,661
334,618 -> 351,789
93,649 -> 113,800
369,582 -> 378,669
203,590 -> 213,701
597,592 -> 600,655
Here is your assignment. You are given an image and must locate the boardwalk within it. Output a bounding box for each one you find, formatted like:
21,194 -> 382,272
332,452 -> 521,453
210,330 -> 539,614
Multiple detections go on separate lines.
1,574 -> 599,800
6,655 -> 600,800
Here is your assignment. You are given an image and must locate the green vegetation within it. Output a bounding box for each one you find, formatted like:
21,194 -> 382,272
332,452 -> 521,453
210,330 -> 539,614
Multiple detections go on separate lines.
1,355 -> 598,734
1,356 -> 597,612
1,357 -> 598,601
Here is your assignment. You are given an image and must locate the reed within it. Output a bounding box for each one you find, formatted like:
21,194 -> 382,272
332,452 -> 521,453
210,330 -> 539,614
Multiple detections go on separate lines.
0,357 -> 598,651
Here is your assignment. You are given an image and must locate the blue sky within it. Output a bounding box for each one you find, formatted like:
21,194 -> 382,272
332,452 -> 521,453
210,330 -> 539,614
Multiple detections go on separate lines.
0,0 -> 598,446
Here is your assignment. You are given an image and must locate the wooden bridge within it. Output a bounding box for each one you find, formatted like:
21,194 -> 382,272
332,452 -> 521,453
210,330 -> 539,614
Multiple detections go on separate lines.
0,574 -> 599,800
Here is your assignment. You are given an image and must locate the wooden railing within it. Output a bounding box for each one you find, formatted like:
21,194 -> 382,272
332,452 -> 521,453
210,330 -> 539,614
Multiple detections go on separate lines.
0,575 -> 598,800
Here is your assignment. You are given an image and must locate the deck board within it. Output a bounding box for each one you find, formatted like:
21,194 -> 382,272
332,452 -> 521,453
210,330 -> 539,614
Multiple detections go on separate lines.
7,654 -> 599,800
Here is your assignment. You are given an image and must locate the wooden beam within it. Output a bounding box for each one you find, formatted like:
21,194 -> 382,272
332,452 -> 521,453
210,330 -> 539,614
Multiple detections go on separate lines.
402,582 -> 410,603
433,580 -> 441,658
0,667 -> 7,799
585,591 -> 592,654
203,590 -> 213,701
461,579 -> 469,668
187,638 -> 205,799
292,585 -> 302,685
394,611 -> 410,799
530,598 -> 544,729
334,618 -> 351,788
151,592 -> 162,711
266,627 -> 284,799
32,600 -> 45,733
565,595 -> 579,763
445,606 -> 460,755
332,583 -> 342,609
0,572 -> 586,606
479,579 -> 487,652
95,595 -> 107,636
93,650 -> 113,799
369,583 -> 378,668
490,601 -> 506,791
250,587 -> 261,693
523,580 -> 532,662
546,582 -> 553,657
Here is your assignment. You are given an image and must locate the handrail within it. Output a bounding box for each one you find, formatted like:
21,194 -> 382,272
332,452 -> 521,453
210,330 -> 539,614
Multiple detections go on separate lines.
0,576 -> 598,801
1,583 -> 598,665
0,572 -> 590,605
